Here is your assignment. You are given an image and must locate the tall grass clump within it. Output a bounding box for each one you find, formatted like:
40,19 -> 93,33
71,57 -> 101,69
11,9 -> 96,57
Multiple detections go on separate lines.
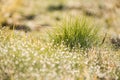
49,17 -> 99,49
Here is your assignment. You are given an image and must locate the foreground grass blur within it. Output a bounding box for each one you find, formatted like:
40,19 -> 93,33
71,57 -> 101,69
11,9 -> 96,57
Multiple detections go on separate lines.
0,27 -> 120,80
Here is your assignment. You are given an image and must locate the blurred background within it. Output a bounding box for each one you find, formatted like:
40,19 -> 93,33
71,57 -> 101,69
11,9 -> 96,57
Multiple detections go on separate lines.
0,0 -> 120,34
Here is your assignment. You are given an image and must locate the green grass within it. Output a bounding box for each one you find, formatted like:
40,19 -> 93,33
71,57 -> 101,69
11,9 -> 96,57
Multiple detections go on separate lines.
49,17 -> 99,49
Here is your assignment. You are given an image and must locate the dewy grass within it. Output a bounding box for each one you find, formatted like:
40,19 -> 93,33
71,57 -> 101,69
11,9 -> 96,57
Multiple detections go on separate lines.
0,26 -> 120,80
49,17 -> 99,49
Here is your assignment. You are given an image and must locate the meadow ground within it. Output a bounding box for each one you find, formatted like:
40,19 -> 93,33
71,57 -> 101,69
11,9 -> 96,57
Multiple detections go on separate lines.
0,0 -> 120,80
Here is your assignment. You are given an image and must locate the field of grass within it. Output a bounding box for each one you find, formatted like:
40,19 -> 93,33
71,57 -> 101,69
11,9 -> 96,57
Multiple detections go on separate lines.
0,0 -> 120,80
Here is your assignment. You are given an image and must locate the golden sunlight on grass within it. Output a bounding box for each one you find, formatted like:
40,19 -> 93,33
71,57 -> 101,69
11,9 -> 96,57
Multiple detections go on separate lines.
0,0 -> 120,80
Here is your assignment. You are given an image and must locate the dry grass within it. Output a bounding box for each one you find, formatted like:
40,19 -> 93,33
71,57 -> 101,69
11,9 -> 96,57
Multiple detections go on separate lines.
0,27 -> 120,80
0,0 -> 120,80
0,0 -> 23,24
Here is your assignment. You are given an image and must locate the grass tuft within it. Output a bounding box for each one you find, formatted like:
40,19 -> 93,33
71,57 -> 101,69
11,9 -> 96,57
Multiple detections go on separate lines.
49,17 -> 99,49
